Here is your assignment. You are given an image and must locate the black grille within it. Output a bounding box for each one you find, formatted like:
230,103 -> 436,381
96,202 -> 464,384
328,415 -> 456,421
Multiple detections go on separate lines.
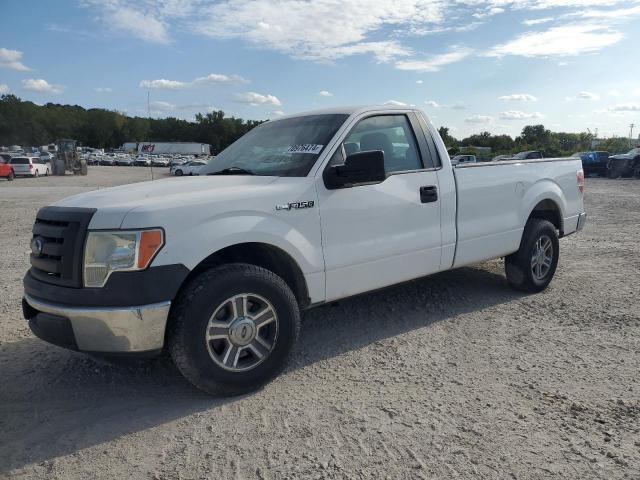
29,207 -> 96,288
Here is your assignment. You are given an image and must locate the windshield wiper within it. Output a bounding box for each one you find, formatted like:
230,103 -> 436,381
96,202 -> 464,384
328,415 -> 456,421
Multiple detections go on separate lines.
207,167 -> 256,176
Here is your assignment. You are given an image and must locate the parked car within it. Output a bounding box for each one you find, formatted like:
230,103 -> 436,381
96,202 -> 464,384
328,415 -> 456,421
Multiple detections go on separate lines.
170,160 -> 207,176
0,155 -> 14,181
99,155 -> 115,166
116,156 -> 134,166
513,150 -> 544,160
572,151 -> 609,176
607,148 -> 640,178
22,105 -> 586,396
134,155 -> 151,167
451,154 -> 476,165
492,154 -> 511,161
10,156 -> 50,177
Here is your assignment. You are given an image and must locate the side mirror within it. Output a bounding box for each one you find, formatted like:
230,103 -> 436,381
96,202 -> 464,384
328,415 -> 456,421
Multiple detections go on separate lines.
324,150 -> 386,189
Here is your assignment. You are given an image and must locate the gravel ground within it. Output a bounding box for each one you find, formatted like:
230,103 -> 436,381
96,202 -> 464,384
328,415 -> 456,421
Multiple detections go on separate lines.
1,167 -> 638,479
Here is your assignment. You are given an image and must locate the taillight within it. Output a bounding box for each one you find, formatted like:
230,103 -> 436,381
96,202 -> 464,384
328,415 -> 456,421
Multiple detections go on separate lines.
577,169 -> 584,194
28,163 -> 33,170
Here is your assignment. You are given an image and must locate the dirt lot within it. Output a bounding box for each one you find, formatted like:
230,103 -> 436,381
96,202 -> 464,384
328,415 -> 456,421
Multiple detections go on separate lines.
1,167 -> 638,479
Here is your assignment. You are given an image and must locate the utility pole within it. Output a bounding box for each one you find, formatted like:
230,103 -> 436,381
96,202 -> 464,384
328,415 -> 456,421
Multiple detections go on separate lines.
630,124 -> 636,149
147,91 -> 154,180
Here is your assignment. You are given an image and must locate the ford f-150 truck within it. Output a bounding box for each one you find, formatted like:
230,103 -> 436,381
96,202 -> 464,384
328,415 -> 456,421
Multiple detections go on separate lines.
22,105 -> 586,395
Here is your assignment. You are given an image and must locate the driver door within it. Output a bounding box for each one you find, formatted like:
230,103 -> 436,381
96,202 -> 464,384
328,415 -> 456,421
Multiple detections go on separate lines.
316,112 -> 442,301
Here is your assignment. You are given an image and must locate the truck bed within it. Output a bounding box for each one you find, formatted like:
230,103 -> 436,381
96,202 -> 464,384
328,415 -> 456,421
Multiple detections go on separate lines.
451,157 -> 583,268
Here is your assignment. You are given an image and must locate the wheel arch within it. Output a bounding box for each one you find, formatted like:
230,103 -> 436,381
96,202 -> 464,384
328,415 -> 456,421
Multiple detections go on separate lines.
180,242 -> 310,309
526,198 -> 563,235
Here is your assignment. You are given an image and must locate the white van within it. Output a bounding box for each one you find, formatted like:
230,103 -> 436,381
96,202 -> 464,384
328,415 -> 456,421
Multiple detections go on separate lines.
10,156 -> 50,177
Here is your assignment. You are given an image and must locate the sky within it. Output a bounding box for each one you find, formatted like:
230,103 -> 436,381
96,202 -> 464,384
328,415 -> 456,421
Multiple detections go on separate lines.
1,0 -> 639,139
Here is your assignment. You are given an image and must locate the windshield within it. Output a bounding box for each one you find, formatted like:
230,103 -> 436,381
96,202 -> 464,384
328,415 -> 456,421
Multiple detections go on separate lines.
201,114 -> 348,177
513,152 -> 528,159
628,148 -> 640,155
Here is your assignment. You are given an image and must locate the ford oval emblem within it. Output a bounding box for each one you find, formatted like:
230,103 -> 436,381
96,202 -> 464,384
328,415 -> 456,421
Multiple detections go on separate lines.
31,237 -> 44,256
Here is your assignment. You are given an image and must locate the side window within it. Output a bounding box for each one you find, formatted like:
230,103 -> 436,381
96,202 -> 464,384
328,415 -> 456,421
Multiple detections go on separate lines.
329,115 -> 423,173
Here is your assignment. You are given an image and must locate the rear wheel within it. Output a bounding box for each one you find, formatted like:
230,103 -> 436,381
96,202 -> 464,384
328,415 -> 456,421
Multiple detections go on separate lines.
175,169 -> 183,176
168,263 -> 300,396
6,170 -> 14,181
505,219 -> 559,293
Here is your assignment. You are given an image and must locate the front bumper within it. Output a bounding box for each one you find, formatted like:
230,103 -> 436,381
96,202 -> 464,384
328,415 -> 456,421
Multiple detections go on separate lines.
23,294 -> 170,354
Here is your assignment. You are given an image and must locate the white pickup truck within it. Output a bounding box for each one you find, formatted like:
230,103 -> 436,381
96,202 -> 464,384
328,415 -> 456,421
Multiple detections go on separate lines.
23,105 -> 586,395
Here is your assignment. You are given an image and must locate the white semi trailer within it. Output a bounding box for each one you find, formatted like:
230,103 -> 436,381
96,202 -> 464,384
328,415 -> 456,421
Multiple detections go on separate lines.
137,142 -> 210,155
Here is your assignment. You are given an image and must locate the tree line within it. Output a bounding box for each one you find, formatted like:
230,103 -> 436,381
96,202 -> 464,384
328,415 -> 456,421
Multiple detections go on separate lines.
0,95 -> 262,153
0,94 -> 632,156
439,125 -> 632,158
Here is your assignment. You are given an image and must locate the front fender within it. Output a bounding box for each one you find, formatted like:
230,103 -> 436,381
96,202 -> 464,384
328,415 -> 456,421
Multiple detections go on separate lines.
159,211 -> 324,275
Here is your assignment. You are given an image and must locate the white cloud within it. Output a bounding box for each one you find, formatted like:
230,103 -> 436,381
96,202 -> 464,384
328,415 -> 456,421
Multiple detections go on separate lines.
577,91 -> 599,100
95,87 -> 112,93
0,47 -> 31,71
384,100 -> 408,106
0,84 -> 9,94
522,17 -> 553,26
425,100 -> 441,108
609,104 -> 640,112
192,0 -> 443,63
22,78 -> 63,94
193,73 -> 248,85
140,79 -> 189,90
499,110 -> 543,120
140,73 -> 247,90
395,46 -> 472,72
150,100 -> 175,111
567,91 -> 599,101
318,90 -> 333,97
465,115 -> 493,124
234,91 -> 282,106
607,89 -> 621,97
498,93 -> 538,102
416,80 -> 423,84
451,103 -> 467,110
486,24 -> 623,57
83,0 -> 170,44
271,110 -> 286,116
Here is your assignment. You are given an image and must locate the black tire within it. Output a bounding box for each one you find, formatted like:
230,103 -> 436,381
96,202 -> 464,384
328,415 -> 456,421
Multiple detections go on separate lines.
45,168 -> 49,176
175,169 -> 183,176
6,170 -> 14,181
505,219 -> 559,293
34,170 -> 39,178
168,263 -> 300,396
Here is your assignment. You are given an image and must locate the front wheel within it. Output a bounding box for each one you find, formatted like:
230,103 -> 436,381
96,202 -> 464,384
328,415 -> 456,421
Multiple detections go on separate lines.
168,263 -> 300,396
174,169 -> 183,176
505,219 -> 559,293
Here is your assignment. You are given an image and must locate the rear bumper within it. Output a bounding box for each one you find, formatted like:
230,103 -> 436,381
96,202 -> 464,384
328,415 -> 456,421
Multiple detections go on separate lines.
23,294 -> 170,354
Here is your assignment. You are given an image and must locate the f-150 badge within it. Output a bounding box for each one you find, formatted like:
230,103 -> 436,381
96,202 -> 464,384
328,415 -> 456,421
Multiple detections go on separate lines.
276,201 -> 315,211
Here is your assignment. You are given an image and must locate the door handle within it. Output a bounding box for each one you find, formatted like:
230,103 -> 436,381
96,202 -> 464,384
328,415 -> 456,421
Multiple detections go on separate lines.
419,185 -> 438,203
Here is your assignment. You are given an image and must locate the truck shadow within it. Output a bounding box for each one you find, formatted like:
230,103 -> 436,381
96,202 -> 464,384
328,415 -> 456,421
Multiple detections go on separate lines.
0,262 -> 524,473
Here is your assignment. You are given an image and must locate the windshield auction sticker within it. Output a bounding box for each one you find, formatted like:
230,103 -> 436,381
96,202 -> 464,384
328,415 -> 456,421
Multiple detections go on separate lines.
287,144 -> 324,154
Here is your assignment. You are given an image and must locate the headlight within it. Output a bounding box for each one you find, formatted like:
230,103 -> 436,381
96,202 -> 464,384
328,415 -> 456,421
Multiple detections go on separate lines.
83,229 -> 164,287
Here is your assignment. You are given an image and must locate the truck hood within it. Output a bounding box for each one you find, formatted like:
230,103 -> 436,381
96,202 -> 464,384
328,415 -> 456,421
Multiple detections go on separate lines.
55,175 -> 282,229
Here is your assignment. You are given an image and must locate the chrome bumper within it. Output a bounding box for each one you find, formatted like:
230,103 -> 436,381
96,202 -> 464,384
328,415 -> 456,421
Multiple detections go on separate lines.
24,294 -> 170,353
